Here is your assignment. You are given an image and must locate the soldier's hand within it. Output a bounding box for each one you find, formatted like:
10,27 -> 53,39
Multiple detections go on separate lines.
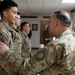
0,41 -> 9,54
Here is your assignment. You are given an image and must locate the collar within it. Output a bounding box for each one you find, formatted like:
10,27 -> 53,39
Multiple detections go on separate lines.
58,29 -> 71,38
2,21 -> 12,31
21,31 -> 28,38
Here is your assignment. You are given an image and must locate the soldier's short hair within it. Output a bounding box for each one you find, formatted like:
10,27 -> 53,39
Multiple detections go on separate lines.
54,11 -> 72,27
0,0 -> 18,18
20,22 -> 29,31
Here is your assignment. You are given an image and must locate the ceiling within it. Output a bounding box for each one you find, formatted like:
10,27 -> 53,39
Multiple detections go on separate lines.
13,0 -> 75,16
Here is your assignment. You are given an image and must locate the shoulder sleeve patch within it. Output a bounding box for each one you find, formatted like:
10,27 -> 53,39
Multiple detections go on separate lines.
35,51 -> 45,61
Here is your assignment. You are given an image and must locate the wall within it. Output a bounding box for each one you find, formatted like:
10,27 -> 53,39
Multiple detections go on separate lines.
21,17 -> 49,48
71,12 -> 75,24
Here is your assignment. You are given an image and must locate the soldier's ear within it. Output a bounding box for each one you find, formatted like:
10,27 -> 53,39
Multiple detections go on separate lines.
56,20 -> 60,27
3,11 -> 8,17
56,20 -> 59,26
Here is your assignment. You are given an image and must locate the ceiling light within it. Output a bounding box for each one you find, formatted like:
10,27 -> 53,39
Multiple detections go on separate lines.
62,0 -> 75,3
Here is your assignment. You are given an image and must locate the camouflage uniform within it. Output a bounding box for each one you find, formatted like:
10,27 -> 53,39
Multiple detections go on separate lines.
10,26 -> 22,55
39,29 -> 75,75
21,32 -> 31,58
72,31 -> 75,38
0,21 -> 22,75
0,21 -> 14,75
0,20 -> 75,75
0,21 -> 14,50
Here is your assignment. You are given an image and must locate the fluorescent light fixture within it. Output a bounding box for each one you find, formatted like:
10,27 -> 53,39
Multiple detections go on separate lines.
62,0 -> 75,3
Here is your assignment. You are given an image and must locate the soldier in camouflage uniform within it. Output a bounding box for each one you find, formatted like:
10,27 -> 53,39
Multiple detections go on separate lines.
20,22 -> 31,58
0,1 -> 75,74
0,0 -> 50,75
39,11 -> 75,75
0,0 -> 18,75
10,12 -> 22,55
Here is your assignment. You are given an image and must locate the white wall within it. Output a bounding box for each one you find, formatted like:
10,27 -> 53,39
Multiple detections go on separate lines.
21,17 -> 49,48
71,12 -> 75,24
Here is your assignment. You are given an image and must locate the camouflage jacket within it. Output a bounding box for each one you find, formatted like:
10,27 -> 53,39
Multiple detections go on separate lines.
21,32 -> 31,58
0,21 -> 24,75
10,26 -> 22,55
0,21 -> 14,50
39,29 -> 75,75
0,23 -> 75,75
72,31 -> 75,38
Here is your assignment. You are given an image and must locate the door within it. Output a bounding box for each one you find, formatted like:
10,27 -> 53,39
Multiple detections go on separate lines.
40,21 -> 49,45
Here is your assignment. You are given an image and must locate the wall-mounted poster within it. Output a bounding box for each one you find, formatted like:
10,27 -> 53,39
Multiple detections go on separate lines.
32,24 -> 38,31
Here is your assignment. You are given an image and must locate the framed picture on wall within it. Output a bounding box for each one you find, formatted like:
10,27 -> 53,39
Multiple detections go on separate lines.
32,24 -> 38,31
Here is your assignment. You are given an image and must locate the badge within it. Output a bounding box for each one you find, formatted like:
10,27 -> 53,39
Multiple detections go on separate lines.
35,51 -> 45,61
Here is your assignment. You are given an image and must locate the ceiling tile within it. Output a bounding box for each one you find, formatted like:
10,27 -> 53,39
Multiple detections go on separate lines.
26,0 -> 43,3
13,0 -> 25,3
56,3 -> 75,11
44,0 -> 62,3
13,0 -> 75,16
28,3 -> 43,6
28,3 -> 43,13
18,3 -> 27,7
